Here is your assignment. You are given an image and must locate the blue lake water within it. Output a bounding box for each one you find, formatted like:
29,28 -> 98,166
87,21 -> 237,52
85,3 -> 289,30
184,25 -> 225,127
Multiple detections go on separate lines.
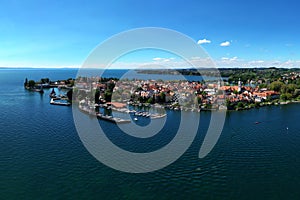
1,68 -> 300,199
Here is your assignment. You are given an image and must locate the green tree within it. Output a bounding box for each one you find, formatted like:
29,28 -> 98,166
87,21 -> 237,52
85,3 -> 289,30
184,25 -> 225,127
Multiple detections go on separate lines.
269,81 -> 284,92
237,102 -> 244,109
67,90 -> 73,101
94,89 -> 100,103
259,83 -> 268,89
159,92 -> 166,103
107,81 -> 115,92
24,78 -> 28,87
280,93 -> 292,101
233,90 -> 239,95
41,78 -> 50,84
287,84 -> 297,93
28,80 -> 35,88
255,102 -> 260,108
147,97 -> 154,104
104,91 -> 112,102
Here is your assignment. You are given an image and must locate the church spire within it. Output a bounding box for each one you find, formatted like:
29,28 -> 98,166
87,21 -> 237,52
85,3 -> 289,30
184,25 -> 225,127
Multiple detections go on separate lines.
238,78 -> 242,93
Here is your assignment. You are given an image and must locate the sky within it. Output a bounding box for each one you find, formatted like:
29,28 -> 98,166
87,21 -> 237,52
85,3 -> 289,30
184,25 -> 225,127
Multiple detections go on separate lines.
1,0 -> 300,68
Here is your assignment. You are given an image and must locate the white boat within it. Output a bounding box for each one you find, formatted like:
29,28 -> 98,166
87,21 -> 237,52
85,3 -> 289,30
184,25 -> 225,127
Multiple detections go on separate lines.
134,117 -> 138,121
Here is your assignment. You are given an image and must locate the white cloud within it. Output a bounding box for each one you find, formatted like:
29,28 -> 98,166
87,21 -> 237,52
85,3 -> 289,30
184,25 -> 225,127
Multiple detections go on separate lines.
249,60 -> 265,64
152,57 -> 175,62
221,56 -> 238,62
220,41 -> 231,47
190,56 -> 201,60
153,57 -> 163,61
230,56 -> 238,61
221,57 -> 229,60
197,39 -> 211,45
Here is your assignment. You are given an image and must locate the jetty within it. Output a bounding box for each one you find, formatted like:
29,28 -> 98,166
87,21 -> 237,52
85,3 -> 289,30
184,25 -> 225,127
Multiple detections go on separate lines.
96,113 -> 131,124
111,106 -> 166,119
79,105 -> 130,124
50,98 -> 71,106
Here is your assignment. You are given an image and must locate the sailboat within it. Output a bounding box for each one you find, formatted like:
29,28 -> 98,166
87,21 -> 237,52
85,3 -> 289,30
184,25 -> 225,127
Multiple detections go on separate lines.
49,88 -> 56,98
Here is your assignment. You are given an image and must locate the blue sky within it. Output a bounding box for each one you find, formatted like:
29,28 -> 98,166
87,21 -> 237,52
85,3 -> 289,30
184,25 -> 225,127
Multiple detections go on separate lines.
0,0 -> 300,68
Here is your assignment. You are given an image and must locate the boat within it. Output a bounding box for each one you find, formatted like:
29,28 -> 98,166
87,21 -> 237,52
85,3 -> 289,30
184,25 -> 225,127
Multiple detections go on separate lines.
49,88 -> 56,98
134,117 -> 138,121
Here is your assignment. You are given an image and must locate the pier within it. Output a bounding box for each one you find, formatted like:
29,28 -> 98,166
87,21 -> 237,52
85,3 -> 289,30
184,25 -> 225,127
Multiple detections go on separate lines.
111,107 -> 167,119
50,98 -> 71,106
79,105 -> 131,124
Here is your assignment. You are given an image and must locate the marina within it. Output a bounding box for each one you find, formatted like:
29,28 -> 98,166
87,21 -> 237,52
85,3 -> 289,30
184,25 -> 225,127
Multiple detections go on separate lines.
78,105 -> 131,124
111,107 -> 166,119
78,103 -> 166,124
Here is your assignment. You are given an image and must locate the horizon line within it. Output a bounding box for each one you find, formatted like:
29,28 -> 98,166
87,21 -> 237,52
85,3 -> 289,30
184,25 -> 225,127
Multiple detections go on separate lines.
1,66 -> 300,70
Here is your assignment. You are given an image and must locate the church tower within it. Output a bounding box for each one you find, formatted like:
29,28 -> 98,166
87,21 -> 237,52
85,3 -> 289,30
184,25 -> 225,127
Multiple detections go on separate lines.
238,78 -> 242,93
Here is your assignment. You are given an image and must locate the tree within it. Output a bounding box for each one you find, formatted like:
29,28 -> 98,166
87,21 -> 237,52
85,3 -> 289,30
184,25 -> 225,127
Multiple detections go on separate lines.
237,102 -> 244,109
280,84 -> 288,94
233,90 -> 239,95
41,78 -> 50,84
28,80 -> 35,88
294,89 -> 300,97
197,96 -> 202,104
94,89 -> 100,104
24,78 -> 28,87
259,83 -> 268,89
225,99 -> 231,108
255,102 -> 260,108
287,84 -> 297,94
67,90 -> 73,101
104,91 -> 112,102
280,93 -> 292,101
146,97 -> 154,104
269,81 -> 284,92
159,92 -> 166,103
107,81 -> 115,92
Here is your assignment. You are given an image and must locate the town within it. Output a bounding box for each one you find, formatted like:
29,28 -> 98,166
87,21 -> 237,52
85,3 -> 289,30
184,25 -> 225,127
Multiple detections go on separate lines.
73,68 -> 300,111
24,68 -> 300,111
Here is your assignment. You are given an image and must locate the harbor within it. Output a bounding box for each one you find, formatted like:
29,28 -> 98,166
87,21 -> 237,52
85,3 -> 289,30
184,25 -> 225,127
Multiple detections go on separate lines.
49,88 -> 71,106
78,100 -> 167,124
78,104 -> 131,124
110,106 -> 167,119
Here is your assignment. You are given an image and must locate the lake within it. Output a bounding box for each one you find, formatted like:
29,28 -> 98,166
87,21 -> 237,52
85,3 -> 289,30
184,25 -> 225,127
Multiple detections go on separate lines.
1,68 -> 300,199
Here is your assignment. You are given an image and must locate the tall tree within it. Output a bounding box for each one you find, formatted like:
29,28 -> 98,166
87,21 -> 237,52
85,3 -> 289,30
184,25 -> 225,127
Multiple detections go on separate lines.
24,78 -> 28,87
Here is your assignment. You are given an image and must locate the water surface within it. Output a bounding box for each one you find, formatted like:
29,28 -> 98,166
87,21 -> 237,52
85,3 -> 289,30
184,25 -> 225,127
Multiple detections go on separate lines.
1,68 -> 300,199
